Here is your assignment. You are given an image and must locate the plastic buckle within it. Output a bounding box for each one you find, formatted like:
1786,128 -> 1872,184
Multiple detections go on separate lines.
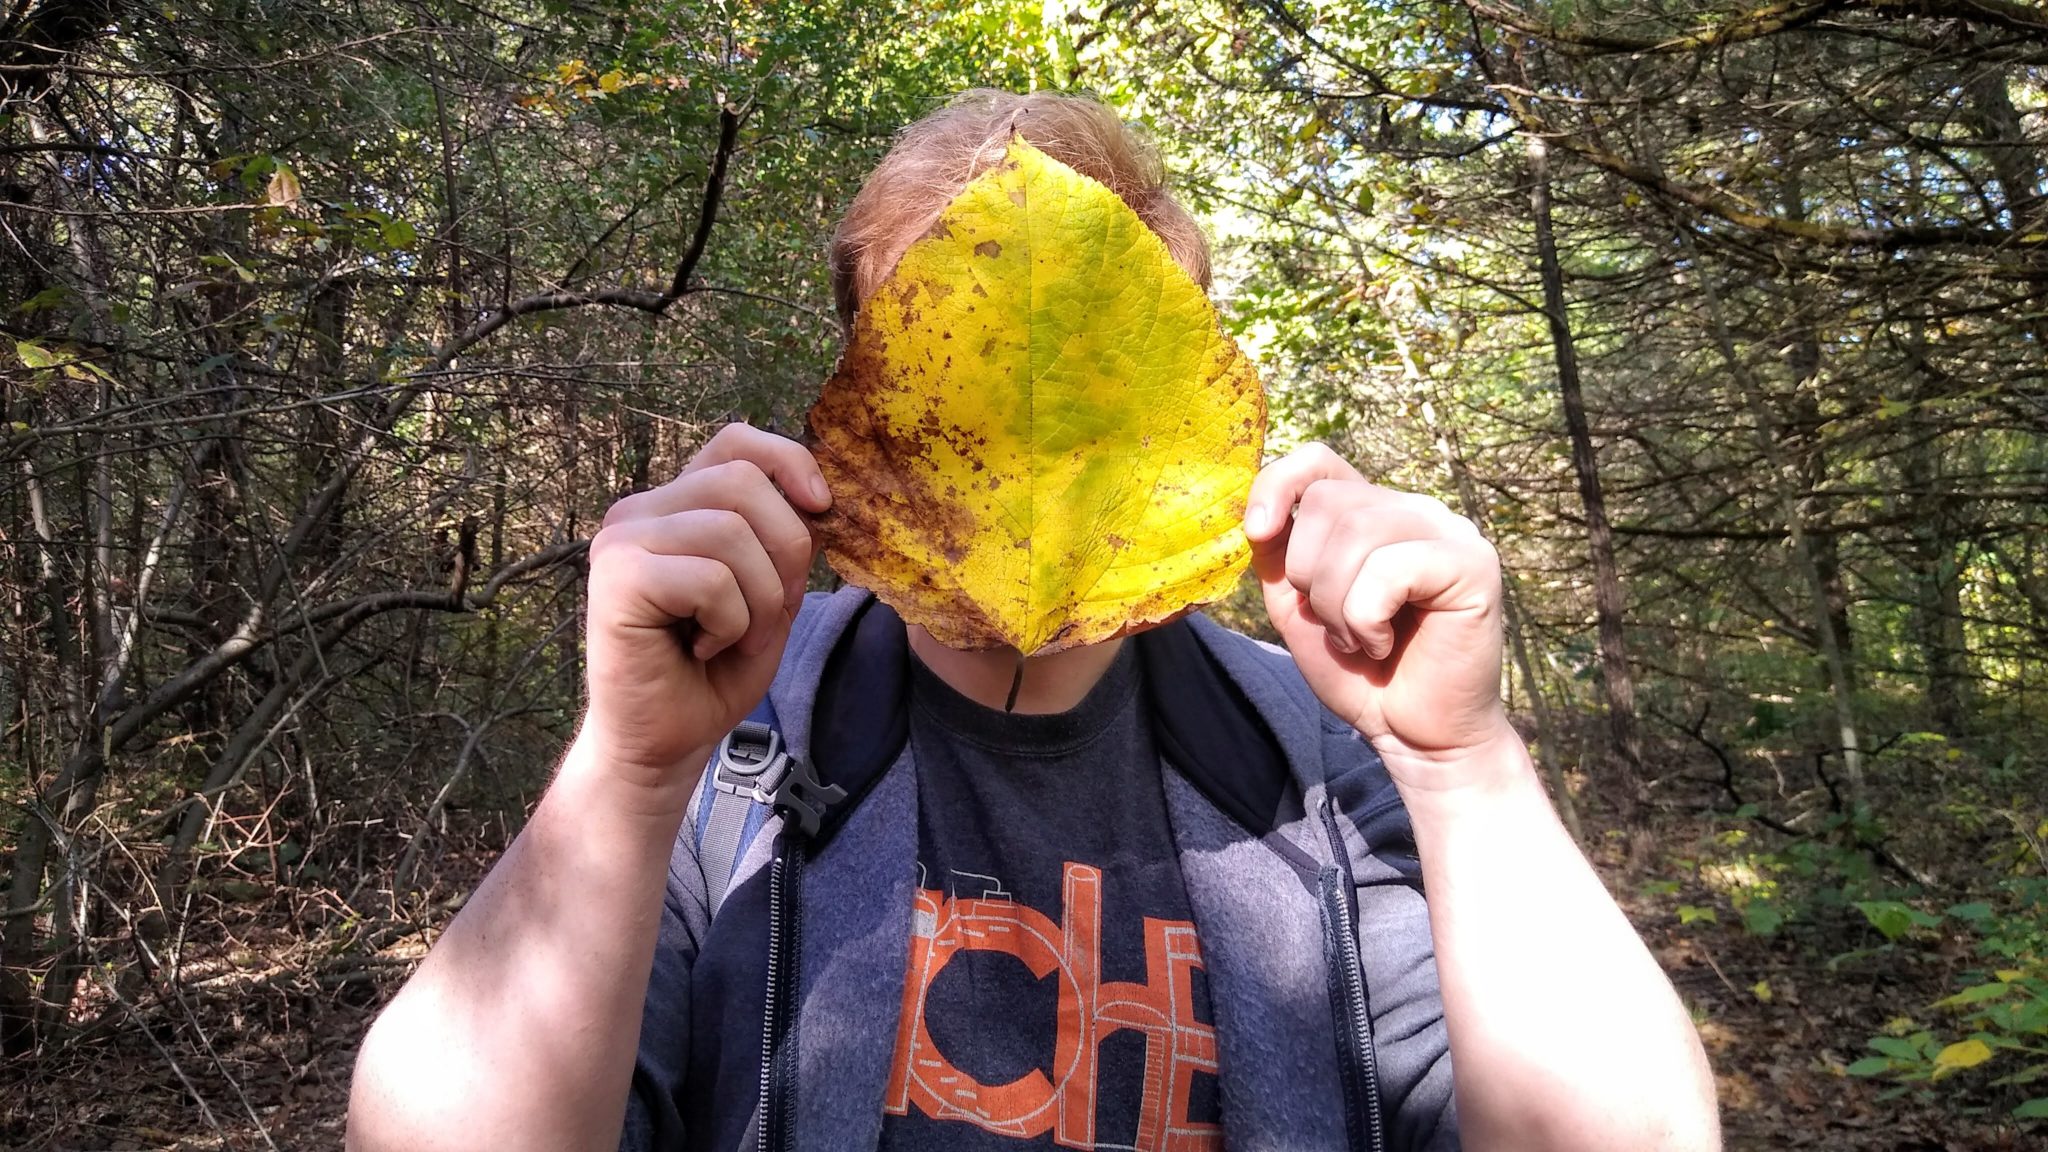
714,720 -> 788,796
712,720 -> 847,838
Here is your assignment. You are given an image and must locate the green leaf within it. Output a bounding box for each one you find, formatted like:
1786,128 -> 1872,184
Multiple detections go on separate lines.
1934,982 -> 2015,1009
1678,905 -> 1718,925
1869,1036 -> 1922,1062
382,218 -> 418,249
1845,1057 -> 1894,1077
1857,900 -> 1918,941
1947,901 -> 1994,922
15,340 -> 57,370
2013,1096 -> 2048,1118
1743,903 -> 1784,937
238,153 -> 276,189
14,285 -> 74,313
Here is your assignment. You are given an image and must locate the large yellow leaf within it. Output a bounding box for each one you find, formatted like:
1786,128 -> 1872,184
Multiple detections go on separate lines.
809,138 -> 1265,655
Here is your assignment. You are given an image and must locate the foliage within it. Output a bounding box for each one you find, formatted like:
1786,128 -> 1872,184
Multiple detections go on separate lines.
0,0 -> 1056,1055
1846,878 -> 2048,1122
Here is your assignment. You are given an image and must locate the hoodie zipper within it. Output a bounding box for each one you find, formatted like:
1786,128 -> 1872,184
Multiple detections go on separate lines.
758,827 -> 805,1152
1321,802 -> 1388,1152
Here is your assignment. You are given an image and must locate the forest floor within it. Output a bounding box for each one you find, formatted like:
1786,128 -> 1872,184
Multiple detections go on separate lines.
1,803 -> 2034,1151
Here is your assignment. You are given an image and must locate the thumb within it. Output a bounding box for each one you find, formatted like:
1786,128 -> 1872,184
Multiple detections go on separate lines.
1250,526 -> 1314,640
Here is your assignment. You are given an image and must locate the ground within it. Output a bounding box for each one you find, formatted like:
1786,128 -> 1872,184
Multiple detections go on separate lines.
0,810 -> 2032,1151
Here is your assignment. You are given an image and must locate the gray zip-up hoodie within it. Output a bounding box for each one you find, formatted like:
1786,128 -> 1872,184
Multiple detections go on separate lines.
623,587 -> 1459,1151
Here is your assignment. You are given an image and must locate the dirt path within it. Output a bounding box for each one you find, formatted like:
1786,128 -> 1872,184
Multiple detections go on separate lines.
3,823 -> 2029,1150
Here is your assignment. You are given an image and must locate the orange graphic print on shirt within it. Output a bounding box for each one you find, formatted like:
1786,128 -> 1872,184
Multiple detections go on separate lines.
883,861 -> 1222,1151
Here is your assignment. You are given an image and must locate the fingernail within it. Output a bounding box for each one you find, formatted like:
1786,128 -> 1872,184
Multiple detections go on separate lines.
1245,505 -> 1269,535
809,476 -> 831,506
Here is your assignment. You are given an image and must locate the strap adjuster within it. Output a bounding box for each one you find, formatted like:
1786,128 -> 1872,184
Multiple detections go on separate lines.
713,720 -> 847,838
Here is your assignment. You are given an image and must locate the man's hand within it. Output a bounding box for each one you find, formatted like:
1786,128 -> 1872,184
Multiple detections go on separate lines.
1248,444 -> 1721,1151
350,421 -> 833,1152
1245,444 -> 1512,788
585,423 -> 830,793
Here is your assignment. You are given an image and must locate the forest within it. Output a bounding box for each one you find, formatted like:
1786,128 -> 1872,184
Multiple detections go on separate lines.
3,0 -> 2045,1147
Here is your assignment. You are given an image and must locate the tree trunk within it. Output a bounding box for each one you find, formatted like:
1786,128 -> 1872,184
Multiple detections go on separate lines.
1685,236 -> 1867,812
1377,287 -> 1586,842
1774,170 -> 1858,692
1528,136 -> 1644,813
1901,434 -> 1970,736
5,453 -> 91,1042
1500,580 -> 1583,844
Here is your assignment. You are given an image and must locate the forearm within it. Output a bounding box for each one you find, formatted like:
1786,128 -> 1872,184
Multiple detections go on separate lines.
1393,733 -> 1718,1152
348,729 -> 705,1152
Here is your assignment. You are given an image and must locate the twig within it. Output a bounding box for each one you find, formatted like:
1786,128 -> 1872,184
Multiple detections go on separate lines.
1654,703 -> 1938,888
394,613 -> 578,892
1660,702 -> 1808,838
1696,942 -> 1742,998
97,973 -> 229,1139
163,976 -> 283,1152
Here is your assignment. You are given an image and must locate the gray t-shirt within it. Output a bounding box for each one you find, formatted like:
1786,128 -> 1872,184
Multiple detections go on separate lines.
878,642 -> 1222,1149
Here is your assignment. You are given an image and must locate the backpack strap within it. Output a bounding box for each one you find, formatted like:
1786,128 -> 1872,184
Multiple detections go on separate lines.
696,702 -> 848,918
1135,618 -> 1316,872
692,701 -> 767,921
689,592 -> 913,917
698,597 -> 1389,911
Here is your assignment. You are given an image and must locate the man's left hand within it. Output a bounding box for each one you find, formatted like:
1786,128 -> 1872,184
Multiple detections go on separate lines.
1245,444 -> 1514,789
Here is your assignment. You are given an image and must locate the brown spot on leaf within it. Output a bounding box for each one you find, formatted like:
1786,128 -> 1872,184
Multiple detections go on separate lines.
974,240 -> 1003,259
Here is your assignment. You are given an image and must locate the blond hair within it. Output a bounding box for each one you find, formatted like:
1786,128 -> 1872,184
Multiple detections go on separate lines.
828,89 -> 1212,331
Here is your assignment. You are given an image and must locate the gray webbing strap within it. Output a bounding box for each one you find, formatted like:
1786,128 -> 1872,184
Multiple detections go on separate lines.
698,720 -> 787,919
698,788 -> 754,920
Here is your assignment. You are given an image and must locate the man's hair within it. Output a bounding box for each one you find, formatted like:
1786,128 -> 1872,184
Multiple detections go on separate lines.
828,89 -> 1212,331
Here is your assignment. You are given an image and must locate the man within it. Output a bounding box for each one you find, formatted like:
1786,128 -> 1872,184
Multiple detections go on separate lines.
348,91 -> 1718,1151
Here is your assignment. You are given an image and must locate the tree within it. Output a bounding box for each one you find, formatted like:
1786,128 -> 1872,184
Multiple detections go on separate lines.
1,0 -> 1055,1055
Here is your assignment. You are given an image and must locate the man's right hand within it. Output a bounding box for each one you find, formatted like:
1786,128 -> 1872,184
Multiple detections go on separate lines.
349,422 -> 831,1152
584,423 -> 831,795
